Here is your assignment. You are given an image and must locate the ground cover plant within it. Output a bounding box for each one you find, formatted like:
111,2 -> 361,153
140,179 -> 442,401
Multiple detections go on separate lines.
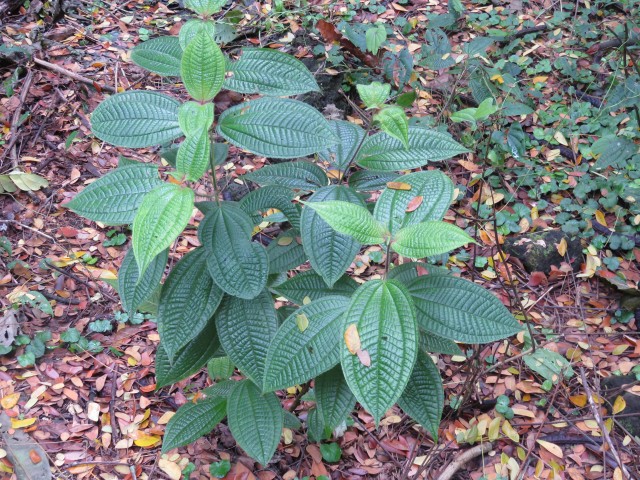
1,0 -> 639,478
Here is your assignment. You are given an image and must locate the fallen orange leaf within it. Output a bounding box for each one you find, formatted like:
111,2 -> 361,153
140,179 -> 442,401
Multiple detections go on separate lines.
1,393 -> 20,409
344,324 -> 361,354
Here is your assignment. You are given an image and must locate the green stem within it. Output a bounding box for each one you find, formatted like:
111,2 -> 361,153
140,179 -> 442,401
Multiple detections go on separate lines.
208,134 -> 220,204
383,240 -> 392,279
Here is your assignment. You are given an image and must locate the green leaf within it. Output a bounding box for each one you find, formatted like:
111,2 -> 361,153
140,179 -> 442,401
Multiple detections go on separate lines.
239,185 -> 300,229
262,296 -> 350,392
203,380 -> 236,399
178,101 -> 214,136
320,443 -> 342,463
181,30 -> 225,101
177,128 -> 211,182
244,161 -> 327,190
374,170 -> 454,236
118,248 -> 168,313
209,459 -> 231,478
397,351 -> 443,439
283,410 -> 302,429
155,316 -> 220,388
133,184 -> 194,276
450,98 -> 498,129
407,275 -> 522,343
184,0 -> 226,15
315,365 -> 356,430
306,407 -> 328,442
179,19 -> 216,50
348,169 -> 399,191
421,332 -> 462,355
523,348 -> 575,382
374,106 -> 409,148
130,36 -> 182,76
392,221 -> 474,258
365,24 -> 386,55
217,98 -> 338,158
66,163 -> 163,225
215,291 -> 278,389
318,120 -> 366,171
163,395 -> 226,451
91,91 -> 182,148
592,135 -> 638,170
340,280 -> 418,424
224,48 -> 320,96
199,202 -> 268,299
271,270 -> 358,305
158,248 -> 223,361
356,82 -> 391,109
302,200 -> 387,245
208,356 -> 235,380
300,186 -> 365,287
227,380 -> 284,465
266,231 -> 306,273
356,127 -> 469,171
5,172 -> 48,191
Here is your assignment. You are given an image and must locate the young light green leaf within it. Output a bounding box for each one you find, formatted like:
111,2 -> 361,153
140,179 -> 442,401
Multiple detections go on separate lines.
365,24 -> 386,55
224,48 -> 320,96
315,366 -> 356,431
178,101 -> 214,136
118,248 -> 168,313
271,270 -> 358,305
317,120 -> 366,171
262,296 -> 350,392
450,98 -> 498,129
356,82 -> 391,109
199,203 -> 268,299
300,186 -> 365,287
407,275 -> 522,343
356,127 -> 469,171
392,221 -> 474,258
397,351 -> 443,439
133,184 -> 194,276
302,200 -> 387,245
227,381 -> 283,465
374,171 -> 454,235
177,128 -> 211,182
340,280 -> 418,424
184,0 -> 226,16
215,291 -> 278,389
179,19 -> 216,50
131,36 -> 182,77
244,161 -> 327,190
181,30 -> 225,101
162,395 -> 226,451
66,163 -> 163,225
157,248 -> 223,362
217,97 -> 338,158
374,106 -> 409,148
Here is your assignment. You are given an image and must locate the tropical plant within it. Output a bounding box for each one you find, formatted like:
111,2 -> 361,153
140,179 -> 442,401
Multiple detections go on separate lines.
66,0 -> 522,466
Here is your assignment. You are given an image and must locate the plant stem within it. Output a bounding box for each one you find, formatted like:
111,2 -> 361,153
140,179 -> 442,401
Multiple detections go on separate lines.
384,240 -> 392,279
208,134 -> 220,204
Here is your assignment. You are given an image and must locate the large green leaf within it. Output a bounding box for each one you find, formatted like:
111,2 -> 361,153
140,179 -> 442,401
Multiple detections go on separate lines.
176,128 -> 211,182
131,36 -> 182,77
266,231 -> 307,273
397,351 -> 443,439
157,248 -> 223,361
356,127 -> 468,171
271,270 -> 358,305
315,366 -> 356,430
318,120 -> 366,171
162,395 -> 226,451
373,170 -> 454,235
91,91 -> 182,148
300,186 -> 363,288
239,185 -> 300,229
217,98 -> 338,158
392,221 -> 473,258
181,30 -> 225,101
356,82 -> 391,109
132,184 -> 194,276
118,248 -> 168,313
199,202 -> 268,299
302,200 -> 387,245
340,280 -> 418,424
407,275 -> 522,343
244,161 -> 328,190
262,296 -> 350,392
215,291 -> 278,389
155,316 -> 220,388
227,380 -> 283,465
374,106 -> 409,149
66,163 -> 163,225
348,169 -> 399,191
224,48 -> 320,96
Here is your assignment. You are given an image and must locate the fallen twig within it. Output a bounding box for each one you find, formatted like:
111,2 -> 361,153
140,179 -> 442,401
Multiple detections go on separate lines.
33,57 -> 117,93
1,69 -> 35,169
436,442 -> 494,480
44,259 -> 119,303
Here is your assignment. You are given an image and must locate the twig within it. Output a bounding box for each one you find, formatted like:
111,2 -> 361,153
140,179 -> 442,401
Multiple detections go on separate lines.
287,383 -> 310,412
436,442 -> 494,480
350,414 -> 404,469
109,365 -> 119,443
44,259 -> 119,302
495,24 -> 549,43
40,291 -> 80,305
0,220 -> 55,241
579,368 -> 631,479
32,57 -> 117,93
1,69 -> 35,168
63,460 -> 133,469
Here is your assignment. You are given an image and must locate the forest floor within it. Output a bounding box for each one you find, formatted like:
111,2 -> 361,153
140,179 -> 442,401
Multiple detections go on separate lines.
1,0 -> 640,479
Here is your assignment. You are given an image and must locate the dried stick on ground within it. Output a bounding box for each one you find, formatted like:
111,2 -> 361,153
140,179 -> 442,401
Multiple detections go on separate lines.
436,442 -> 494,480
33,57 -> 117,93
1,70 -> 35,169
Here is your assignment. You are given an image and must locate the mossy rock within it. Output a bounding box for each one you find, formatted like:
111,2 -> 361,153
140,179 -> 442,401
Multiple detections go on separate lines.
601,374 -> 640,438
503,229 -> 582,273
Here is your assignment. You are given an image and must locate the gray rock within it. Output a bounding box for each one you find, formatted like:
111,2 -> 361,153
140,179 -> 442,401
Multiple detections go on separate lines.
503,229 -> 582,273
601,374 -> 640,438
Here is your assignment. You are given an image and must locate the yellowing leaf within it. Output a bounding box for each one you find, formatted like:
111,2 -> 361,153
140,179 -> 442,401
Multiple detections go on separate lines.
134,433 -> 161,447
158,458 -> 182,480
570,395 -> 587,407
11,417 -> 36,429
595,210 -> 607,226
295,313 -> 309,333
556,237 -> 567,256
532,75 -> 548,84
1,393 -> 20,409
386,181 -> 411,191
488,416 -> 501,441
501,420 -> 519,442
537,439 -> 563,458
490,74 -> 504,84
302,296 -> 311,305
344,324 -> 361,354
612,395 -> 626,415
612,344 -> 629,355
277,236 -> 293,246
553,131 -> 568,146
